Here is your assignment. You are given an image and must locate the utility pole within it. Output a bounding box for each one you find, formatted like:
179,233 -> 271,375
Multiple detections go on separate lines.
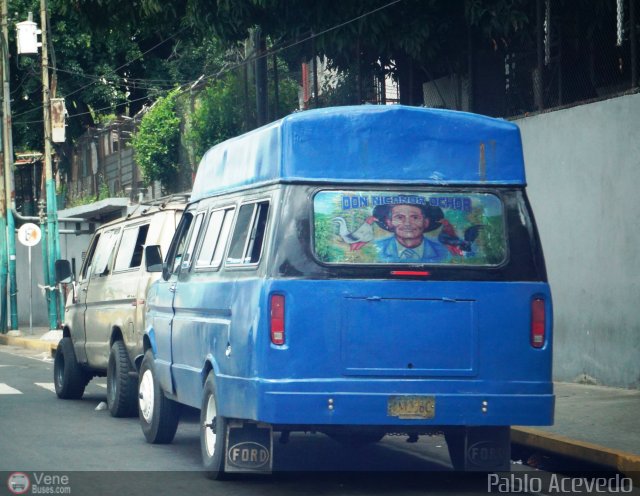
0,0 -> 7,333
0,104 -> 6,333
2,0 -> 18,330
41,0 -> 60,329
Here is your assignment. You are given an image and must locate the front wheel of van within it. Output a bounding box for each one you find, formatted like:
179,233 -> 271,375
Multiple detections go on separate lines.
107,340 -> 138,417
138,350 -> 180,444
54,337 -> 89,399
201,372 -> 227,480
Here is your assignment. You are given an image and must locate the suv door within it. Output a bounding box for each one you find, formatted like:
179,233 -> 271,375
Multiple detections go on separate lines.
111,221 -> 151,355
83,227 -> 121,368
67,232 -> 101,364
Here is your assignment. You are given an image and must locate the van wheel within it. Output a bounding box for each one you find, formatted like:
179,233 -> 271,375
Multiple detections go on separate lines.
107,340 -> 138,417
444,428 -> 466,471
201,371 -> 227,479
138,350 -> 180,444
54,337 -> 89,399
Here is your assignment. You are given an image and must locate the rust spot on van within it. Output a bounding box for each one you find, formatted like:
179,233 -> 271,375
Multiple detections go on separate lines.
479,142 -> 486,182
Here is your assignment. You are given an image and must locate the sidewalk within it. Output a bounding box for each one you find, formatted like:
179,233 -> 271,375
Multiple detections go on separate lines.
1,328 -> 639,481
0,326 -> 61,355
512,383 -> 640,483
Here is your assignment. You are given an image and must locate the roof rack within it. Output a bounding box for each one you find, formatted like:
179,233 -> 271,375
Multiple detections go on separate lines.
125,192 -> 190,219
140,192 -> 191,208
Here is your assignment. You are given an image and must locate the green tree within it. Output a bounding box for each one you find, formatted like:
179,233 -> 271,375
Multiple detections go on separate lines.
131,89 -> 182,191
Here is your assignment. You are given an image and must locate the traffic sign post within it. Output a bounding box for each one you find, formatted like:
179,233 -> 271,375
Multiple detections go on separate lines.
17,223 -> 41,334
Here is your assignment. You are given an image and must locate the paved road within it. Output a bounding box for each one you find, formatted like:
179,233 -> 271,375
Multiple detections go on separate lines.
1,345 -> 636,496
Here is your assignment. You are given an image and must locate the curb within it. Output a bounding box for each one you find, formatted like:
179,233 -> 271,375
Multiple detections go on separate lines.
0,333 -> 57,356
512,427 -> 640,485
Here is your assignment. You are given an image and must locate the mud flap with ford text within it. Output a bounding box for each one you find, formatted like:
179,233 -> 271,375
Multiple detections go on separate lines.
224,421 -> 273,474
445,426 -> 511,471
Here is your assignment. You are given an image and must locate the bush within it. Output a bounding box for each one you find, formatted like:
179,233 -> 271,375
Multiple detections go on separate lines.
131,89 -> 182,190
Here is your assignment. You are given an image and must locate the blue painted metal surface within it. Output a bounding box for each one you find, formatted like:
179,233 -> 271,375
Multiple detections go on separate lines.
154,277 -> 553,424
190,105 -> 526,201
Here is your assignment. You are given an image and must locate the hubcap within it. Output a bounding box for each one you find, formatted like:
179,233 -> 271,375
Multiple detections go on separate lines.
139,369 -> 154,422
204,394 -> 217,457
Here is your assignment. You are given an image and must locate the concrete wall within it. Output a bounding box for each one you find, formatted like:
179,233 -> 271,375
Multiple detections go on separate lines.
15,227 -> 92,328
516,93 -> 640,389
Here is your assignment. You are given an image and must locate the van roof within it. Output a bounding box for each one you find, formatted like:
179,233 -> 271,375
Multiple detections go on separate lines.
97,201 -> 185,230
191,105 -> 526,201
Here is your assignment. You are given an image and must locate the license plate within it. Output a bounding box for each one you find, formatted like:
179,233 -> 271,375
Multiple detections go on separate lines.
387,395 -> 435,419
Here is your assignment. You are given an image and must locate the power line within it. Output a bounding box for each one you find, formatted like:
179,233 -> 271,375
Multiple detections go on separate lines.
13,0 -> 405,125
195,0 -> 405,88
50,65 -> 193,86
62,25 -> 189,100
14,93 -> 156,126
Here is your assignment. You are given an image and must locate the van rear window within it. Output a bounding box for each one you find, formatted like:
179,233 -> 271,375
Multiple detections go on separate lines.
313,190 -> 507,266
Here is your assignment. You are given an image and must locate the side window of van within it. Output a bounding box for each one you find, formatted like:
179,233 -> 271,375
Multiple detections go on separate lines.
195,207 -> 235,269
227,201 -> 269,266
80,233 -> 100,280
89,228 -> 121,277
113,224 -> 150,272
180,212 -> 205,271
167,212 -> 194,275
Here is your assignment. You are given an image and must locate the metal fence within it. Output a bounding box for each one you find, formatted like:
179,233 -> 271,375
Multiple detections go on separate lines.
424,0 -> 639,118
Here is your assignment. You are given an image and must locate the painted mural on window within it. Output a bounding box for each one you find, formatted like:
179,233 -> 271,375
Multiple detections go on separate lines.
314,191 -> 507,265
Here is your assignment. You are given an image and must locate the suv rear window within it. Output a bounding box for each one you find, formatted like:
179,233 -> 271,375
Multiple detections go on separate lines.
313,190 -> 506,266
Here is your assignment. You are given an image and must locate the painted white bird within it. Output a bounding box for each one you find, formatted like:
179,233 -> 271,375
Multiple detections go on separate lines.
332,216 -> 377,251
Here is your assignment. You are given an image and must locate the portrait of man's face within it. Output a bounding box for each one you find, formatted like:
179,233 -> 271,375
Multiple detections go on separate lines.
385,205 -> 430,245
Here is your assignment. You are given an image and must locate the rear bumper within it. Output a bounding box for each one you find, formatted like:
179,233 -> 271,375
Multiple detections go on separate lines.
217,377 -> 555,427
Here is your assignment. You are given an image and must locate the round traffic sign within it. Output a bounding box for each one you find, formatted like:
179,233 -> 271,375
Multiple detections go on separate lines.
17,223 -> 42,247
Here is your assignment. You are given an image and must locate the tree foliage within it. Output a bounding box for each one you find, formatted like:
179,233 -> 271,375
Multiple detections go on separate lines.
130,90 -> 181,189
6,0 -> 539,187
187,51 -> 299,162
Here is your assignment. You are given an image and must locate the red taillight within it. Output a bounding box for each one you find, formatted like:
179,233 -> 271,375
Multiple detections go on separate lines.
390,271 -> 431,277
270,295 -> 285,345
531,298 -> 545,348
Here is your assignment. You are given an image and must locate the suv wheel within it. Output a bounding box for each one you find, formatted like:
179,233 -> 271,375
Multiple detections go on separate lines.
54,337 -> 89,399
201,371 -> 227,479
107,340 -> 138,417
138,350 -> 180,444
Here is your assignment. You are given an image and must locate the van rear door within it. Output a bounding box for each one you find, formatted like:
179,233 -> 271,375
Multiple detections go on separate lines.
263,186 -> 551,422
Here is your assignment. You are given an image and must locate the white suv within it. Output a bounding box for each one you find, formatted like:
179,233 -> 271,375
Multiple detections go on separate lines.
53,197 -> 185,417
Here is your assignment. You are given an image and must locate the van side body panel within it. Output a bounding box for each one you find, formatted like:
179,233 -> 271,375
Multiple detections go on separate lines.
169,275 -> 264,411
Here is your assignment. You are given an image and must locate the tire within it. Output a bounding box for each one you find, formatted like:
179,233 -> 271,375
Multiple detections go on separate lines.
444,428 -> 467,471
200,371 -> 227,480
138,350 -> 180,444
107,340 -> 138,417
54,337 -> 89,399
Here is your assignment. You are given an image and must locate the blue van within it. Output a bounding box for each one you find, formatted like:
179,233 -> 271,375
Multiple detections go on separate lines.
139,105 -> 553,477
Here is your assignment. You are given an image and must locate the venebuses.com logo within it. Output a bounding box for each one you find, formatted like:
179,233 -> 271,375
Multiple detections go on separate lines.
7,473 -> 30,495
7,472 -> 72,494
